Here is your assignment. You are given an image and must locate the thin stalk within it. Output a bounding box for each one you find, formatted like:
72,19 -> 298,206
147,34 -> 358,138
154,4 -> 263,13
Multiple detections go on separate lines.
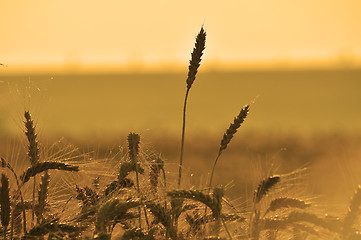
32,176 -> 36,226
178,88 -> 190,188
221,218 -> 233,240
10,219 -> 13,240
143,206 -> 150,230
16,188 -> 27,235
128,133 -> 149,229
208,151 -> 222,189
204,152 -> 222,217
133,151 -> 142,228
1,158 -> 27,235
161,167 -> 167,209
24,111 -> 40,230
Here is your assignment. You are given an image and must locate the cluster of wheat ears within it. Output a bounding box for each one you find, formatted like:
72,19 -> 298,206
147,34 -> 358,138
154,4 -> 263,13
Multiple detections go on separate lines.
1,27 -> 361,240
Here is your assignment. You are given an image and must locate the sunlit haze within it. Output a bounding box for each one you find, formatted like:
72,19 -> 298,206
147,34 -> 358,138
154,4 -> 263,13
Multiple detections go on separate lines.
1,0 -> 361,72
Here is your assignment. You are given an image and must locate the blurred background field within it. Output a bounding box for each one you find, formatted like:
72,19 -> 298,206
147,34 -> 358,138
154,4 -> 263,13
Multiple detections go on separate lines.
1,69 -> 361,137
1,69 -> 361,210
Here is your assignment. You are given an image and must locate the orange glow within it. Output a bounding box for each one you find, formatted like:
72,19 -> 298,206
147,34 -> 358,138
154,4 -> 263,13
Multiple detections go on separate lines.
1,0 -> 361,71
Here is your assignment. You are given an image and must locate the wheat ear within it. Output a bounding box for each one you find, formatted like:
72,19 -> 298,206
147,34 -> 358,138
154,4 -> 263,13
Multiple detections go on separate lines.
119,161 -> 144,181
0,174 -> 10,239
24,111 -> 40,166
168,188 -> 223,219
178,26 -> 206,188
264,197 -> 310,216
149,156 -> 164,192
254,175 -> 280,204
75,185 -> 99,207
95,198 -> 140,235
250,175 -> 280,238
127,133 -> 141,194
287,211 -> 342,233
127,132 -> 146,228
261,217 -> 318,235
0,158 -> 20,188
35,171 -> 50,222
209,105 -> 250,188
103,160 -> 142,196
20,161 -> 79,185
25,220 -> 82,238
24,111 -> 41,227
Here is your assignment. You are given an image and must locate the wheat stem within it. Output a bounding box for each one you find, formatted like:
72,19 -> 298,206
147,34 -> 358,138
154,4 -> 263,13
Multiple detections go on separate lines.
127,133 -> 148,229
1,157 -> 27,235
178,88 -> 190,188
0,174 -> 10,240
24,111 -> 40,228
221,217 -> 233,240
208,152 -> 221,191
36,171 -> 50,222
178,27 -> 206,188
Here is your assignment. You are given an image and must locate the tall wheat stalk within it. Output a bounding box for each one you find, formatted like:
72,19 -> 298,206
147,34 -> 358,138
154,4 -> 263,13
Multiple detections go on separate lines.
178,27 -> 206,188
127,133 -> 142,228
24,111 -> 40,227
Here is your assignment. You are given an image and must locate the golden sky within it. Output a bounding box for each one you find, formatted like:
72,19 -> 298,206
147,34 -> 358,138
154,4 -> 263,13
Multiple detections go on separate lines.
1,0 -> 361,69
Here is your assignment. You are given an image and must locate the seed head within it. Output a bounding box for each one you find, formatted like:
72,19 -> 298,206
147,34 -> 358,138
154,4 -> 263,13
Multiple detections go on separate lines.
186,27 -> 206,89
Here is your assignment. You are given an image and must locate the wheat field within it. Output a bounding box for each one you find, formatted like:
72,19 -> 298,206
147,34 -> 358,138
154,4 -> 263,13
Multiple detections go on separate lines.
1,27 -> 361,239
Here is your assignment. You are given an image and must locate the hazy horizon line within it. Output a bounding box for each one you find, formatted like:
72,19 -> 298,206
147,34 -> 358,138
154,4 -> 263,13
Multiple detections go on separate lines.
1,58 -> 361,75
